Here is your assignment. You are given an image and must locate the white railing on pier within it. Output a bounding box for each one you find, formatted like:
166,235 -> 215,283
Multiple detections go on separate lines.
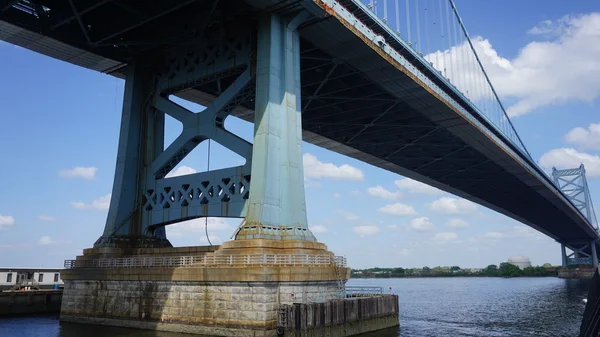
64,254 -> 347,269
345,286 -> 384,296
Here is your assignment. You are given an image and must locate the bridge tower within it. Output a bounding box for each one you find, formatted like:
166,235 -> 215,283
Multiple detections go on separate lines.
56,11 -> 395,336
95,13 -> 316,248
552,165 -> 599,268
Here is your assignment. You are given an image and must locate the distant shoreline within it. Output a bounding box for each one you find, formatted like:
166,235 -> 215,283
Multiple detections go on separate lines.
351,264 -> 561,278
350,275 -> 558,279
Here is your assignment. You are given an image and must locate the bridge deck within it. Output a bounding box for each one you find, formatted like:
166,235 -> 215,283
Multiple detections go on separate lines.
0,0 -> 596,243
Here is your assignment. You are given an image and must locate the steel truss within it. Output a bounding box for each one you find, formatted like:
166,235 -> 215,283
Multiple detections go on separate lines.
95,21 -> 255,247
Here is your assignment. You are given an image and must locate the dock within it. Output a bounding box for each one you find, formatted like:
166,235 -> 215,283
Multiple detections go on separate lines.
0,289 -> 63,315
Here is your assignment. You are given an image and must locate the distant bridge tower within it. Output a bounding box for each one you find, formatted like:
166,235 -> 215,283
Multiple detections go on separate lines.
553,164 -> 599,267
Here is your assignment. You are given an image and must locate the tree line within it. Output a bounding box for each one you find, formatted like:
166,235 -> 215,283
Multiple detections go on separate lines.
351,263 -> 559,278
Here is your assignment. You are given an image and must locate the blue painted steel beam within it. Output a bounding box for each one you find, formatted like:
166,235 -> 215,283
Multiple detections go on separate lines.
236,12 -> 316,241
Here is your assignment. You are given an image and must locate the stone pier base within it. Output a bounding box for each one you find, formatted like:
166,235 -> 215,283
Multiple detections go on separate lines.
558,266 -> 597,279
59,239 -> 368,336
60,280 -> 343,336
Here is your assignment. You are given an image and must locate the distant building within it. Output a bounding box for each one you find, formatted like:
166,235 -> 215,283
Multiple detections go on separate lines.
0,268 -> 63,290
507,256 -> 532,269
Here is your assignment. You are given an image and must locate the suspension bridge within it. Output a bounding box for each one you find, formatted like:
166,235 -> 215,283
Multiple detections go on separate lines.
0,0 -> 598,334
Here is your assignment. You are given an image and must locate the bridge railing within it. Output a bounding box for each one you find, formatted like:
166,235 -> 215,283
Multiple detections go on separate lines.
352,0 -> 531,159
64,254 -> 347,269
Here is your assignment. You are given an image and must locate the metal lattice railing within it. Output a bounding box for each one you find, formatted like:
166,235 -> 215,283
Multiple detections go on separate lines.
345,286 -> 384,296
64,254 -> 347,269
353,0 -> 531,159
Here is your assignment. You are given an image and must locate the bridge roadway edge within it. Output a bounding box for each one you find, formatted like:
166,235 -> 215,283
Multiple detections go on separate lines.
59,240 -> 399,336
292,0 -> 598,243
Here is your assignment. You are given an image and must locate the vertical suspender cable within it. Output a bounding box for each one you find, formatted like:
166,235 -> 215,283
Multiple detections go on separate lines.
383,0 -> 388,22
405,0 -> 411,44
395,0 -> 400,35
451,3 -> 460,91
415,0 -> 421,53
438,0 -> 445,76
424,0 -> 430,60
205,139 -> 213,246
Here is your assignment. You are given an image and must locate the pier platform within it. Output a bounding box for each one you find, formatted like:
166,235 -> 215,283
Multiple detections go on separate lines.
60,240 -> 399,336
0,289 -> 62,315
559,266 -> 597,279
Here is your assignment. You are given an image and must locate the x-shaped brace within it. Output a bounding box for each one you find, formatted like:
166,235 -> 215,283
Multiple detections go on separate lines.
149,69 -> 254,181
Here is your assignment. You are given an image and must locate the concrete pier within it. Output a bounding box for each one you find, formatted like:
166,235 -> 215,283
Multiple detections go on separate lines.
558,266 -> 597,279
58,239 -> 398,336
276,295 -> 399,336
0,289 -> 62,315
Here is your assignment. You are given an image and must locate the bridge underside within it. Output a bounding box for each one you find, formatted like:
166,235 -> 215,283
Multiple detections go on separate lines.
0,0 -> 596,244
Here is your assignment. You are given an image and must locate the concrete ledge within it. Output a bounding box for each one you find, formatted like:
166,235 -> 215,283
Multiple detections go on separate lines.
60,315 -> 276,337
61,265 -> 347,282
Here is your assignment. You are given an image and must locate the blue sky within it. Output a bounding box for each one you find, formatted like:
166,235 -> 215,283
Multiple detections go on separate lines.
1,1 -> 600,269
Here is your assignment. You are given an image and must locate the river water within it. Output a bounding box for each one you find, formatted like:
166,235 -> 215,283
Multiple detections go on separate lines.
0,277 -> 590,337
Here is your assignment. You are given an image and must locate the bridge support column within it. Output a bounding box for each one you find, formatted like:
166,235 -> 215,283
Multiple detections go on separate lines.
59,11 -> 397,337
592,240 -> 599,266
94,61 -> 171,248
558,241 -> 599,278
234,13 -> 316,241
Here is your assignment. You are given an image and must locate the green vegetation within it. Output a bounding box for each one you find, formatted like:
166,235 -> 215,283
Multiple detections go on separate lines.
351,263 -> 560,278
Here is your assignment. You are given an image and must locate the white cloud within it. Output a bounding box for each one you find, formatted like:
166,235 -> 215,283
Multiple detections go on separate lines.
353,225 -> 380,236
38,215 -> 56,222
432,232 -> 458,243
0,215 -> 15,229
366,185 -> 402,200
71,193 -> 111,211
350,190 -> 361,196
310,225 -> 328,233
199,235 -> 222,244
333,193 -> 341,198
539,148 -> 600,178
379,203 -> 417,216
396,248 -> 410,256
337,210 -> 359,221
475,226 -> 545,242
168,217 -> 234,238
564,123 -> 600,150
430,197 -> 478,215
446,219 -> 470,229
410,217 -> 435,232
304,181 -> 322,188
483,231 -> 505,239
39,236 -> 55,245
394,178 -> 442,195
303,153 -> 364,181
166,165 -> 197,178
59,166 -> 98,180
527,19 -> 561,36
425,13 -> 600,117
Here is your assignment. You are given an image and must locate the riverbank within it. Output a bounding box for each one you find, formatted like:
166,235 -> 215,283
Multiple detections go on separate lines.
352,263 -> 560,278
